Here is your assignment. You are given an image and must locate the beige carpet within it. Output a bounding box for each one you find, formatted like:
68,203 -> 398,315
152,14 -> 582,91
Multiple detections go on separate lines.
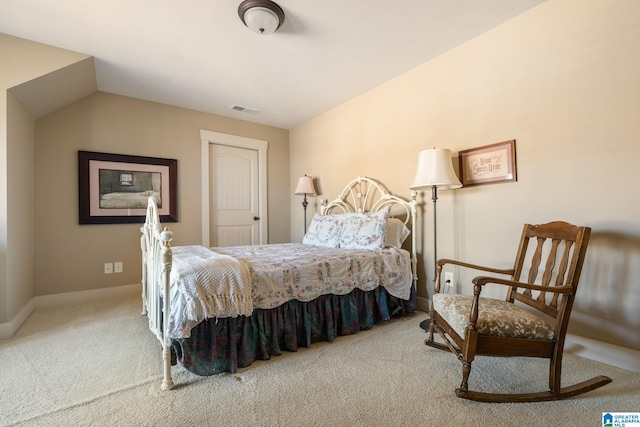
1,294 -> 638,426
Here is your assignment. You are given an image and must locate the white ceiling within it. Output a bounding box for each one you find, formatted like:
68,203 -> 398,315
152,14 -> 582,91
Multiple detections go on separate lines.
0,0 -> 544,129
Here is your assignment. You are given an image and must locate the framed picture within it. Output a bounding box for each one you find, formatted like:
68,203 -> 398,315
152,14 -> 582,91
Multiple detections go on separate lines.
458,140 -> 517,187
78,151 -> 177,224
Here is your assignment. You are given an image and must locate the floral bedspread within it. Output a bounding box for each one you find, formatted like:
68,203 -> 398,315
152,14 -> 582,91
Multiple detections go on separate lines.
166,243 -> 413,339
213,243 -> 413,308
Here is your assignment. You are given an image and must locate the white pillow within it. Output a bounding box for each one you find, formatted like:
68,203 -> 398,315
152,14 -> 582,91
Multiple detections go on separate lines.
385,218 -> 411,248
339,205 -> 391,251
303,213 -> 344,248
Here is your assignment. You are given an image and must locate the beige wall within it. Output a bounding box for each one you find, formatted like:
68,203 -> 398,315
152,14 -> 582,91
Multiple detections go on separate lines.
1,33 -> 90,323
0,90 -> 7,322
6,93 -> 35,321
290,0 -> 640,350
1,32 -> 289,329
34,92 -> 290,296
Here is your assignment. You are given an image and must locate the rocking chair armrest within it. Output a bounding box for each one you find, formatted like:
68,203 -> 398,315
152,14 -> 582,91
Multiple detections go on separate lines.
472,276 -> 574,294
437,258 -> 515,276
434,259 -> 514,294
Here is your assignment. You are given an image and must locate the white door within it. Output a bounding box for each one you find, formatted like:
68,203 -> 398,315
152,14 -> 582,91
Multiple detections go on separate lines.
210,144 -> 260,246
200,129 -> 268,247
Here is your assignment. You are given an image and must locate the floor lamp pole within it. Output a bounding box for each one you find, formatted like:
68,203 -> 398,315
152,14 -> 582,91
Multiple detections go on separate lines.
432,185 -> 439,277
302,194 -> 309,234
420,185 -> 439,331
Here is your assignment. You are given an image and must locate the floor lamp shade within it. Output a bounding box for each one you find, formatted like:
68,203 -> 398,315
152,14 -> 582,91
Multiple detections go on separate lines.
410,148 -> 462,190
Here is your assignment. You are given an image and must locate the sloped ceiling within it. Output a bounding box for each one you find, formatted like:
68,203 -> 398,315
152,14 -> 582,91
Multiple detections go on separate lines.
0,0 -> 545,129
9,58 -> 97,119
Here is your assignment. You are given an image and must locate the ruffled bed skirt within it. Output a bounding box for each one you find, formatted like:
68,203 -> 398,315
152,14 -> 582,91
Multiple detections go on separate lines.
173,285 -> 417,376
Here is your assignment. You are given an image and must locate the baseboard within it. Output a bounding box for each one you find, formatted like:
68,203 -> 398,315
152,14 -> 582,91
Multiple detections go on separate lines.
565,333 -> 640,373
0,284 -> 139,340
416,295 -> 430,312
34,283 -> 139,309
0,298 -> 35,340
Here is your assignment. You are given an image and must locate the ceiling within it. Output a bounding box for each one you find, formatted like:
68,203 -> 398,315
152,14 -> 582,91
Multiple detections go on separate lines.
0,0 -> 544,129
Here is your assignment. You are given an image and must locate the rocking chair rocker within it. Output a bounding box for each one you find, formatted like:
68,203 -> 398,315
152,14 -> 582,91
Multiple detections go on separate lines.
425,221 -> 612,402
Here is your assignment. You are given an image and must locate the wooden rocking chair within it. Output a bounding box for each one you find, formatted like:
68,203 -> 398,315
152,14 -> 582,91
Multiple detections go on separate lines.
425,221 -> 612,402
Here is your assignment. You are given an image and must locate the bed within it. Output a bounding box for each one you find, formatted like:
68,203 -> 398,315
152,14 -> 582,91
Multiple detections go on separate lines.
141,176 -> 418,390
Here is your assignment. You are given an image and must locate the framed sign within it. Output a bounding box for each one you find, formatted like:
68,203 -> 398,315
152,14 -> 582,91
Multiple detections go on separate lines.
458,140 -> 517,187
78,151 -> 177,224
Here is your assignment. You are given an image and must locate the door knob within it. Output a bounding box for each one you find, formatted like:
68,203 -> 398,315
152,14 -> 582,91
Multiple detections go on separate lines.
253,216 -> 260,221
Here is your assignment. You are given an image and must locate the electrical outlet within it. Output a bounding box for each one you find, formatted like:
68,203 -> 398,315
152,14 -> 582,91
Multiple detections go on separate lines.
444,272 -> 454,287
104,262 -> 113,274
114,262 -> 123,273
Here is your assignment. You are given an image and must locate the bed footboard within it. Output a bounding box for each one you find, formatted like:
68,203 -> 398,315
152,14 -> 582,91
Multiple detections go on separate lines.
141,197 -> 175,390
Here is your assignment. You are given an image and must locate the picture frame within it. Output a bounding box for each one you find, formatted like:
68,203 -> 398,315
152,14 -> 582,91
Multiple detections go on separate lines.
458,140 -> 517,187
78,151 -> 177,224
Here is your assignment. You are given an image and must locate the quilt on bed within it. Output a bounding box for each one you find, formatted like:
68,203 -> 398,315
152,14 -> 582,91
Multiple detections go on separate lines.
166,243 -> 413,339
170,245 -> 253,323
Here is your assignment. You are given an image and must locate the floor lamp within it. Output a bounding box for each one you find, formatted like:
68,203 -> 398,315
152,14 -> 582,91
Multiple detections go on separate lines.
294,175 -> 317,235
409,148 -> 462,331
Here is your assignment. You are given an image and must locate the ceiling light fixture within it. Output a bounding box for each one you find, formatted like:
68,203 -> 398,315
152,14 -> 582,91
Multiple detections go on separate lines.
238,0 -> 285,35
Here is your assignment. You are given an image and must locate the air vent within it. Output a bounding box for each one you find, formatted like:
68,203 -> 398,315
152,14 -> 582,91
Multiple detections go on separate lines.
230,104 -> 259,114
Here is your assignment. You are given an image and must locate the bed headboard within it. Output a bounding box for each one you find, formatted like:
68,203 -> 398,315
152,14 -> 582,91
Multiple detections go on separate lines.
321,176 -> 416,224
320,177 -> 418,285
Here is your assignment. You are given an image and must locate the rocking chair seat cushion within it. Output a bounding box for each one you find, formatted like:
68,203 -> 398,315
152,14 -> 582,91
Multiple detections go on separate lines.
433,294 -> 555,340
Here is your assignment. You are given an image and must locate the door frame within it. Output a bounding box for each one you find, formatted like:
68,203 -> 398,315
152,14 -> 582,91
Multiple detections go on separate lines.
200,129 -> 268,247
